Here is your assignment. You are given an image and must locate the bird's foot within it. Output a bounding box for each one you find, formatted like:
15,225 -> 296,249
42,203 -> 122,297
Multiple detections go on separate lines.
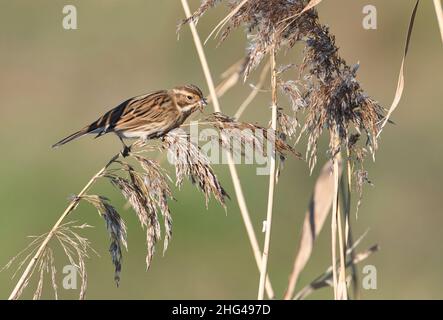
121,145 -> 131,158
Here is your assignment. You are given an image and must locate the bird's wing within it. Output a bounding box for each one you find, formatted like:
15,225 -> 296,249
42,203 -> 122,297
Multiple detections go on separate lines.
52,90 -> 174,147
86,90 -> 172,135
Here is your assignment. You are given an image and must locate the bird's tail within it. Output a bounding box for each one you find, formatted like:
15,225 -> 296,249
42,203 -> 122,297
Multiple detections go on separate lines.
52,127 -> 91,148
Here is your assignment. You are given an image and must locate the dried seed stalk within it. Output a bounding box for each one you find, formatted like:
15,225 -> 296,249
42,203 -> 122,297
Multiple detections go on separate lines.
181,0 -> 275,298
8,154 -> 119,300
258,45 -> 278,301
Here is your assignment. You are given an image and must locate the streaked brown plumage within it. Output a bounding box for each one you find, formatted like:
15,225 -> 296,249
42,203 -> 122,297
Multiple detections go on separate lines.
53,84 -> 207,151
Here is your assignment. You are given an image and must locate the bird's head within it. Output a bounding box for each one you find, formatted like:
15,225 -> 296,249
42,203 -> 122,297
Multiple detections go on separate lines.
172,84 -> 207,113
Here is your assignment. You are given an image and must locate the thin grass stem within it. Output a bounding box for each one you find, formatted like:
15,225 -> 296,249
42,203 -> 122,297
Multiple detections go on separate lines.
344,148 -> 359,299
234,62 -> 270,119
434,0 -> 443,44
336,199 -> 348,299
8,153 -> 120,300
331,149 -> 340,299
258,45 -> 278,301
180,0 -> 274,299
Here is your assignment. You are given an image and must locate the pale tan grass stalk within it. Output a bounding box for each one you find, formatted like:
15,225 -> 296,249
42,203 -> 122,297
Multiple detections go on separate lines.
336,202 -> 348,299
344,149 -> 359,299
344,151 -> 353,245
434,0 -> 443,44
333,151 -> 347,300
294,244 -> 379,300
204,0 -> 250,44
181,0 -> 274,299
8,154 -> 120,300
378,0 -> 419,137
258,46 -> 278,301
213,59 -> 244,99
284,159 -> 342,300
204,59 -> 243,106
331,149 -> 340,299
234,62 -> 271,120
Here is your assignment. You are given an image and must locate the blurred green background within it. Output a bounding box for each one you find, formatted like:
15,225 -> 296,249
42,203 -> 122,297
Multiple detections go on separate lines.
0,0 -> 442,299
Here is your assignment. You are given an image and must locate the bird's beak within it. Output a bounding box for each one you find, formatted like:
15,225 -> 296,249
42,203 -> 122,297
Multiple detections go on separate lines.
198,98 -> 208,112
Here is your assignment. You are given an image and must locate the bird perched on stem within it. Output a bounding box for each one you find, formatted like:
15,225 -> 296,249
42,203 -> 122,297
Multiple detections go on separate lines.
52,84 -> 207,156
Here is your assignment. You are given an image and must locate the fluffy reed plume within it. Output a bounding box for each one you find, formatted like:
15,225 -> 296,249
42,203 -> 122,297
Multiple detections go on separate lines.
104,158 -> 173,269
2,222 -> 96,299
134,156 -> 174,254
182,0 -> 419,300
206,112 -> 301,160
182,0 -> 384,176
162,130 -> 229,208
5,0 -> 420,300
80,195 -> 128,285
5,126 -> 232,298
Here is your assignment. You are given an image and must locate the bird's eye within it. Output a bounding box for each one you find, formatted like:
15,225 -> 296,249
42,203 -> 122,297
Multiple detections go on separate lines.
187,95 -> 193,101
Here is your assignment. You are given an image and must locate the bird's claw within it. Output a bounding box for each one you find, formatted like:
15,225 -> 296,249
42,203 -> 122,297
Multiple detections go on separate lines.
121,145 -> 131,158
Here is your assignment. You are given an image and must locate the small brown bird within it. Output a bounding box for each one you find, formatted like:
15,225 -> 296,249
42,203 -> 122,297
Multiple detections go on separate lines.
53,84 -> 207,154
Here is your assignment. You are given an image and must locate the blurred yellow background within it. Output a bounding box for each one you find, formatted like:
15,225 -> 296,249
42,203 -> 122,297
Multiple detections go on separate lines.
0,0 -> 442,299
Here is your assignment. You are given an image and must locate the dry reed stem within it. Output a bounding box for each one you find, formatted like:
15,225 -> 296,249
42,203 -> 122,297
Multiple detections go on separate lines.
336,201 -> 348,299
204,0 -> 250,44
331,151 -> 339,299
234,62 -> 271,119
212,59 -> 244,100
434,0 -> 443,44
378,0 -> 420,137
8,154 -> 120,300
180,0 -> 274,299
344,149 -> 359,299
294,244 -> 379,300
284,159 -> 342,300
258,46 -> 278,301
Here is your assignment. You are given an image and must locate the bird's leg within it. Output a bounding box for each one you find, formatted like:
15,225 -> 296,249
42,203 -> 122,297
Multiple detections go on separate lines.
119,136 -> 132,158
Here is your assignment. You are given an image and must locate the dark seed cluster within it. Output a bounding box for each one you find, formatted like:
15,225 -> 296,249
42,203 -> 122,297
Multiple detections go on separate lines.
182,0 -> 385,181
